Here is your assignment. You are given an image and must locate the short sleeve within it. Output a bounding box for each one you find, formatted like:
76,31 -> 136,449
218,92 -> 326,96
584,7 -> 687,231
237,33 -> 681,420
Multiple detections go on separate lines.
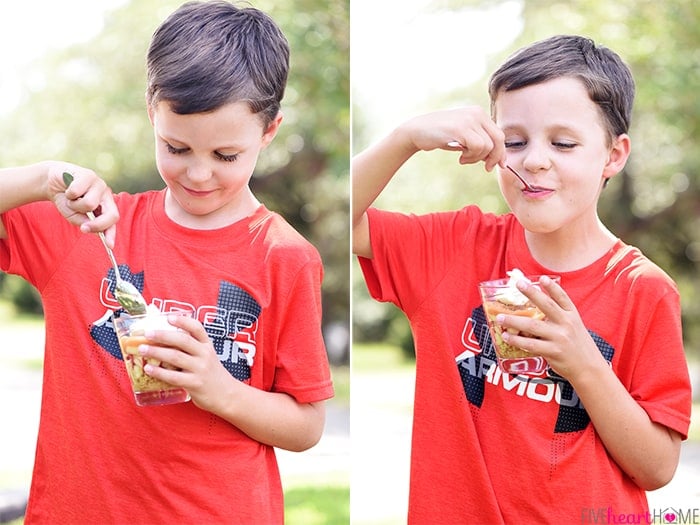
628,286 -> 692,439
271,254 -> 334,404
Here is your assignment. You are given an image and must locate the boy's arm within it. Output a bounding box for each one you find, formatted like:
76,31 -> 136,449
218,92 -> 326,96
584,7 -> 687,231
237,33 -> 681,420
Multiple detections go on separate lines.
0,161 -> 119,246
138,314 -> 328,451
0,163 -> 57,238
352,107 -> 506,259
209,380 -> 326,452
569,355 -> 682,491
502,277 -> 685,490
352,127 -> 419,259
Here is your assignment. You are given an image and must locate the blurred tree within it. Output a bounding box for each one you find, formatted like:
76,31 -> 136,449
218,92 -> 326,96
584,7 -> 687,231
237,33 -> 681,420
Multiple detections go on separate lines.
254,0 -> 350,363
0,0 -> 350,362
353,0 -> 700,359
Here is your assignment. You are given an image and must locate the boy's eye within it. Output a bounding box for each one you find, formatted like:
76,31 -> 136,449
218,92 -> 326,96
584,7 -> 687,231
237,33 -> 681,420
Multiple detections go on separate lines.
504,140 -> 526,149
215,152 -> 239,162
553,141 -> 577,149
165,143 -> 188,155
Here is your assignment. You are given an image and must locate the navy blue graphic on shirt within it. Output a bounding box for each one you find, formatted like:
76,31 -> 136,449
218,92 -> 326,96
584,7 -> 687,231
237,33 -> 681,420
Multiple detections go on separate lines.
90,266 -> 143,360
206,280 -> 261,382
457,305 -> 615,433
90,268 -> 262,382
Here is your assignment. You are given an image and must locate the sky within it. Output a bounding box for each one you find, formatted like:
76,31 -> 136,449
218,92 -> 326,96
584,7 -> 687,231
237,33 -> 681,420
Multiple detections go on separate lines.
1,0 -> 523,126
0,0 -> 127,115
351,0 -> 522,139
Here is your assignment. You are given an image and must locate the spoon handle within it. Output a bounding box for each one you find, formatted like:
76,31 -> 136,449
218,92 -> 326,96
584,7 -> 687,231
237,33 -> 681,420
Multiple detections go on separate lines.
506,165 -> 538,192
62,172 -> 124,282
86,211 -> 122,282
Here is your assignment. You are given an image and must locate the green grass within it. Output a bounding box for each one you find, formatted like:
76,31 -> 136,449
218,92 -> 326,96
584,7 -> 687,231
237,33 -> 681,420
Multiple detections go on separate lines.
352,342 -> 415,373
285,483 -> 349,525
282,364 -> 350,523
11,358 -> 43,371
281,365 -> 350,524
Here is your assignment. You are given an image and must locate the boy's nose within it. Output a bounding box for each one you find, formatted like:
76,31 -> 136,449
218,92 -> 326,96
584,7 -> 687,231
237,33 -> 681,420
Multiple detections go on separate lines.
187,160 -> 213,182
522,145 -> 552,173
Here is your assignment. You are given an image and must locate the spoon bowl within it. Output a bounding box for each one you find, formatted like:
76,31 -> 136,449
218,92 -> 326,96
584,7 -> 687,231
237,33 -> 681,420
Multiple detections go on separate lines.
114,281 -> 148,315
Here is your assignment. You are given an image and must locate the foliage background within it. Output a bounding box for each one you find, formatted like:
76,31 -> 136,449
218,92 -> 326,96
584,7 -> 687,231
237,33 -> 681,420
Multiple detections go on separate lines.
352,0 -> 700,362
0,0 -> 350,362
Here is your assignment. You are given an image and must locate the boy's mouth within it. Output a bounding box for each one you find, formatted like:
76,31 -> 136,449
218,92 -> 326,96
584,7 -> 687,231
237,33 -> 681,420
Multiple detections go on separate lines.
523,185 -> 549,193
522,186 -> 552,196
183,186 -> 216,197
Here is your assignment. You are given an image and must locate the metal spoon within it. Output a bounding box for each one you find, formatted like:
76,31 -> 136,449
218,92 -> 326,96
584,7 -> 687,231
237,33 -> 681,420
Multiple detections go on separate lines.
62,172 -> 148,315
446,141 -> 545,192
505,165 -> 546,193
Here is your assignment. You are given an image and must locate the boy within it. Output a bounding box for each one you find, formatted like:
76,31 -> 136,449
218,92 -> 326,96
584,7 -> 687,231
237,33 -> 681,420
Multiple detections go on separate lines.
0,1 -> 333,523
353,35 -> 691,523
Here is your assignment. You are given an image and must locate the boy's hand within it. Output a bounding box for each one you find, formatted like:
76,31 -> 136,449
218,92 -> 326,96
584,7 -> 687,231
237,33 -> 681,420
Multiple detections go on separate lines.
496,276 -> 683,489
136,315 -> 234,413
49,162 -> 119,248
403,107 -> 506,171
495,276 -> 609,381
138,314 -> 326,451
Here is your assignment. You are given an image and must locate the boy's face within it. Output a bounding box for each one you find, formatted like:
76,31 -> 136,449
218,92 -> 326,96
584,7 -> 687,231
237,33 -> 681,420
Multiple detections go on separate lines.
148,100 -> 281,229
493,76 -> 629,235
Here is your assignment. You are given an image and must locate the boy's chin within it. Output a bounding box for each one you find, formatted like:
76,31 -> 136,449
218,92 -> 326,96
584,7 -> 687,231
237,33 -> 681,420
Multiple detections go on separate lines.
513,214 -> 563,235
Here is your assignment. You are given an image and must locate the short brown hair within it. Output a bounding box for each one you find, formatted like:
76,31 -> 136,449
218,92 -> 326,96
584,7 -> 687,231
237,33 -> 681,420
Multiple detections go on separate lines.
489,35 -> 635,144
146,1 -> 289,129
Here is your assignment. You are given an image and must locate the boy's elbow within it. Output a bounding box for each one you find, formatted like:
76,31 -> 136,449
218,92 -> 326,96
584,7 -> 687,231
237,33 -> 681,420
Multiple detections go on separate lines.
633,448 -> 681,491
291,427 -> 323,452
635,462 -> 678,491
352,215 -> 372,259
286,401 -> 326,453
631,426 -> 683,491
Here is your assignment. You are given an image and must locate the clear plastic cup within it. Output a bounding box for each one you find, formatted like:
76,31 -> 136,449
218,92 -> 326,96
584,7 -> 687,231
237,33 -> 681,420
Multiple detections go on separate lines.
113,311 -> 192,407
478,275 -> 560,376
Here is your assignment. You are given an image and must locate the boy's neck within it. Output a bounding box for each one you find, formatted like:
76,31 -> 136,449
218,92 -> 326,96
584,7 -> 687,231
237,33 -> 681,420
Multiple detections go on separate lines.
163,187 -> 261,230
523,220 -> 618,272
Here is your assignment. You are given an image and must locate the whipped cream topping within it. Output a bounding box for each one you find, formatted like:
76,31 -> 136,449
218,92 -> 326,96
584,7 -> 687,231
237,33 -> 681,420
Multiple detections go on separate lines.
130,305 -> 178,334
494,268 -> 532,305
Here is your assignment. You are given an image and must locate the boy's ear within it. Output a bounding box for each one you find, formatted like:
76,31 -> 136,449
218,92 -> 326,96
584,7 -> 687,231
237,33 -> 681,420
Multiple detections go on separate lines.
260,111 -> 284,148
146,95 -> 155,125
602,133 -> 631,181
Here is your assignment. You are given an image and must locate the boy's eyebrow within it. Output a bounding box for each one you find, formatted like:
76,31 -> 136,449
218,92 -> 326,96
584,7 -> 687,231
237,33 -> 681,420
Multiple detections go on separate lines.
159,134 -> 188,146
500,122 -> 584,136
499,124 -> 524,133
159,133 -> 243,151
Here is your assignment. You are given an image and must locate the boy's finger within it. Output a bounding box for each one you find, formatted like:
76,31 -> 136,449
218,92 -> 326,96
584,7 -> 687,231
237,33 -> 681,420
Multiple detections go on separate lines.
514,278 -> 557,317
483,147 -> 506,172
539,276 -> 577,312
102,225 -> 117,250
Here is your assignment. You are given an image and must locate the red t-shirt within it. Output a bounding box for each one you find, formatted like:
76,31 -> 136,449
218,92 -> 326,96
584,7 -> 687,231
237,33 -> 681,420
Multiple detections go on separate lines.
359,205 -> 691,525
1,190 -> 334,524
